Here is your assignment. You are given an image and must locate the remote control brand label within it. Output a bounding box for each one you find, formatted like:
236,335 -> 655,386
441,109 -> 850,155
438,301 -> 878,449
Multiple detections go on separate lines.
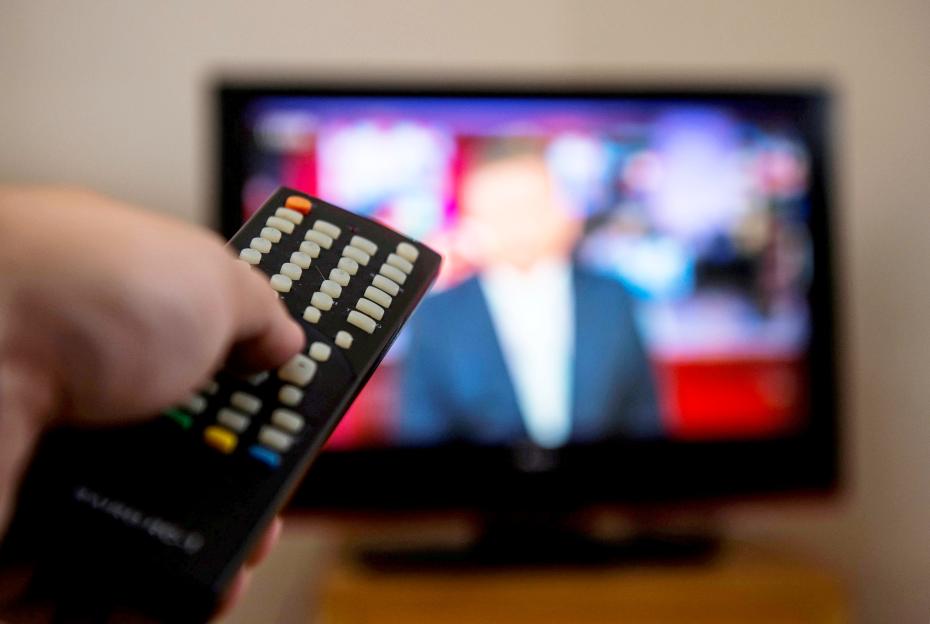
73,486 -> 205,554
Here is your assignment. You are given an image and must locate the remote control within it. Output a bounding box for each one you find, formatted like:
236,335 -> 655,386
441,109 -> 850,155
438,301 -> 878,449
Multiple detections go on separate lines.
2,188 -> 440,622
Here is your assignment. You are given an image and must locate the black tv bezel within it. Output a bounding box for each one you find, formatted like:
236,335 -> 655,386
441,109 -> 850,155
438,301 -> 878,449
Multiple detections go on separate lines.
215,80 -> 839,512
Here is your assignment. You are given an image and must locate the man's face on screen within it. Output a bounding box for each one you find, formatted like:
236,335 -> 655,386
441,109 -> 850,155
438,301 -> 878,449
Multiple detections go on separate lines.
460,155 -> 580,271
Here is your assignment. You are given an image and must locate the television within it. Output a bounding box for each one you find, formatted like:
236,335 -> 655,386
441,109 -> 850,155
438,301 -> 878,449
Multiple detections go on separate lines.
215,82 -> 838,523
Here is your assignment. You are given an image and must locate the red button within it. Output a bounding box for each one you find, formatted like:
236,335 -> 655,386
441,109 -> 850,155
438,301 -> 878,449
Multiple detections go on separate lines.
285,195 -> 312,214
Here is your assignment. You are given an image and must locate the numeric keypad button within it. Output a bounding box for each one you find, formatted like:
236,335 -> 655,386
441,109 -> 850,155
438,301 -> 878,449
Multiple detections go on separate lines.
350,235 -> 378,256
278,355 -> 317,386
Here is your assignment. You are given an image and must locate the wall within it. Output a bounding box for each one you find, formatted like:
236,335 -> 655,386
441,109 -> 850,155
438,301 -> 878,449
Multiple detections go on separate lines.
2,1 -> 929,622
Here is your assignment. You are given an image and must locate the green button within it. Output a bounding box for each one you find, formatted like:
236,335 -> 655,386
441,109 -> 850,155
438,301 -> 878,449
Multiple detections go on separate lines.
164,408 -> 193,429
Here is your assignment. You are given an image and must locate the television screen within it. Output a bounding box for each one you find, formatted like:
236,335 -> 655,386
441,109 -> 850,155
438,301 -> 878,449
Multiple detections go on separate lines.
217,84 -> 836,507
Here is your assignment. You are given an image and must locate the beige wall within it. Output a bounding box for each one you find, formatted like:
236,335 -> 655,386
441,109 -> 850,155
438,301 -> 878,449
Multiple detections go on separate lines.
3,1 -> 929,622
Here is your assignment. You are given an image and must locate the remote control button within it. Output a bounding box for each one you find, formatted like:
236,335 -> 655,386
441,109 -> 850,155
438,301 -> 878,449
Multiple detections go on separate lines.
329,268 -> 351,287
249,446 -> 281,468
313,220 -> 341,239
185,394 -> 207,414
341,245 -> 370,266
270,274 -> 292,293
364,286 -> 393,308
259,426 -> 294,452
335,331 -> 354,349
309,341 -> 331,362
320,280 -> 341,299
278,385 -> 303,406
266,216 -> 295,234
299,241 -> 321,258
271,409 -> 304,434
203,380 -> 219,395
246,371 -> 269,386
290,251 -> 313,269
217,408 -> 250,433
280,262 -> 302,281
239,249 -> 261,265
303,306 -> 321,323
275,207 -> 304,225
396,242 -> 419,262
278,355 -> 317,386
164,408 -> 192,429
337,257 -> 359,275
386,253 -> 414,274
379,264 -> 407,285
204,426 -> 237,454
356,298 -> 385,321
350,235 -> 378,256
230,392 -> 262,415
305,230 -> 333,249
285,195 -> 312,214
260,227 -> 282,243
250,237 -> 272,253
347,310 -> 377,334
311,292 -> 333,311
372,274 -> 400,296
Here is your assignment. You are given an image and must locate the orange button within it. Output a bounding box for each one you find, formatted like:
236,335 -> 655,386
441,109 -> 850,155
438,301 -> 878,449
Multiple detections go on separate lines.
284,195 -> 312,214
204,426 -> 237,454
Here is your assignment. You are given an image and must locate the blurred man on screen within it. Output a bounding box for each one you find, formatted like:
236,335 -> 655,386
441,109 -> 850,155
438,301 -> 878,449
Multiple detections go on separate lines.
399,140 -> 660,448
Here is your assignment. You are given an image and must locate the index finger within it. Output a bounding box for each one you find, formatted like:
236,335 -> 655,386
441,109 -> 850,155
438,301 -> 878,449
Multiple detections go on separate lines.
224,259 -> 305,373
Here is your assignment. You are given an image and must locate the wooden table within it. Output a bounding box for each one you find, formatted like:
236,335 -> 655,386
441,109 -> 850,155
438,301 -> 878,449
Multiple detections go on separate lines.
316,541 -> 847,624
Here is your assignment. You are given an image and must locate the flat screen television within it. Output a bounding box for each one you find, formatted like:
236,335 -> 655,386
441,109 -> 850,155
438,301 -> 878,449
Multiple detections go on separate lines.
215,81 -> 838,516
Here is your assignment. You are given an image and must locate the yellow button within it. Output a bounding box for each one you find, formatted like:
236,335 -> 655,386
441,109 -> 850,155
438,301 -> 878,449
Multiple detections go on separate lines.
204,426 -> 237,454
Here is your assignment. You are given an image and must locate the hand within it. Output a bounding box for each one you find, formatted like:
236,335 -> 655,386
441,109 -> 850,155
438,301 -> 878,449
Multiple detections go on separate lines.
0,186 -> 304,619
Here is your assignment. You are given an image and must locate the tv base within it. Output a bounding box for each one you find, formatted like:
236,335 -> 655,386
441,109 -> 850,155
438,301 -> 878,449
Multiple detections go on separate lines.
355,514 -> 721,571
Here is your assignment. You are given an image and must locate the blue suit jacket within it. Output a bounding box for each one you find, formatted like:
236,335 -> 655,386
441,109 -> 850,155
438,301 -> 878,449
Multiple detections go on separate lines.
398,267 -> 661,445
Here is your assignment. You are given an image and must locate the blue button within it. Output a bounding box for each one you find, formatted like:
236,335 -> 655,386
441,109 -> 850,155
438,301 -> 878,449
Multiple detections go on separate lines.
249,446 -> 281,468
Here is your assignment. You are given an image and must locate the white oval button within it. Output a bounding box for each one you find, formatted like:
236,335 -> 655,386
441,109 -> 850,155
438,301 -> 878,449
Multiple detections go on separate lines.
266,216 -> 295,234
271,410 -> 304,434
372,275 -> 400,296
320,280 -> 342,299
379,264 -> 407,285
342,246 -> 370,266
218,408 -> 250,433
305,230 -> 333,249
290,251 -> 312,269
278,386 -> 303,407
350,235 -> 378,256
356,298 -> 385,321
275,207 -> 303,225
347,310 -> 377,334
299,241 -> 321,258
250,237 -> 271,253
259,426 -> 294,452
329,268 -> 351,287
386,253 -> 414,274
260,227 -> 282,243
311,292 -> 333,311
270,274 -> 292,293
239,248 -> 261,265
338,256 -> 359,275
313,220 -> 341,239
364,286 -> 392,308
280,262 -> 302,280
277,355 -> 317,386
309,342 -> 331,362
335,331 -> 353,349
396,242 -> 419,262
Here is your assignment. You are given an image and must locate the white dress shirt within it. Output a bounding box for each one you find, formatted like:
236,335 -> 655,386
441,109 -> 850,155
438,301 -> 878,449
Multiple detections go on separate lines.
479,259 -> 574,448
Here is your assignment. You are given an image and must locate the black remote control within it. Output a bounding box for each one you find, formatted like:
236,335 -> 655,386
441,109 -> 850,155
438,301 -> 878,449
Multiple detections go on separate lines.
2,188 -> 440,622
